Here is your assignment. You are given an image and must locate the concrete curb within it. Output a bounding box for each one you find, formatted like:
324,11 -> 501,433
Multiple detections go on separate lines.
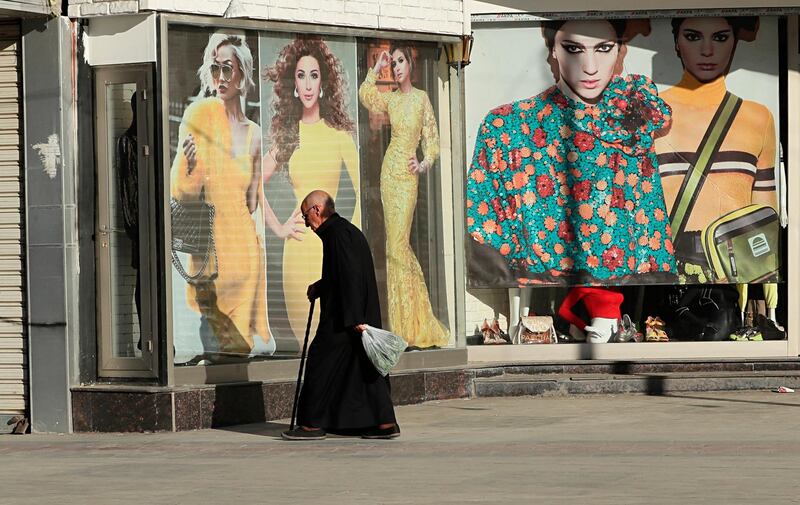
474,373 -> 800,397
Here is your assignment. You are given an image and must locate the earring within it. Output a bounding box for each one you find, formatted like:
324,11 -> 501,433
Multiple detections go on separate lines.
319,88 -> 323,98
293,87 -> 299,98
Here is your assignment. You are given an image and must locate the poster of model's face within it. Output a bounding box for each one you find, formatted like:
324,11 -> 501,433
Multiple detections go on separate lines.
465,17 -> 782,288
259,34 -> 361,351
167,27 -> 273,364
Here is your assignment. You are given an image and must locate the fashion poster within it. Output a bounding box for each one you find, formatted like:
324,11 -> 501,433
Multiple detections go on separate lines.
465,17 -> 782,288
259,33 -> 361,351
167,27 -> 273,363
357,40 -> 451,348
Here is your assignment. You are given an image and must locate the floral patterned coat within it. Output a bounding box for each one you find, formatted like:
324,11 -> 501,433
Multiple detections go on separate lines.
466,74 -> 678,285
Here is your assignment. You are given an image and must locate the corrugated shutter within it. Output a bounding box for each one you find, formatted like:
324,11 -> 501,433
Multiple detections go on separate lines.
0,20 -> 25,420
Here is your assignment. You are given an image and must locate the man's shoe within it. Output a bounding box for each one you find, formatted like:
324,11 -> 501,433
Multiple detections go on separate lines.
281,427 -> 327,441
361,424 -> 401,439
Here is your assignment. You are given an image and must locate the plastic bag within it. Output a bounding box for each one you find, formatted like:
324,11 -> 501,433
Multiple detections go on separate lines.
361,325 -> 407,376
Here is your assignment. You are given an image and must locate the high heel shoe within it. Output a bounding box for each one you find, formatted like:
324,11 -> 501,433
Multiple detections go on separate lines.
490,318 -> 510,343
480,319 -> 507,344
644,316 -> 669,342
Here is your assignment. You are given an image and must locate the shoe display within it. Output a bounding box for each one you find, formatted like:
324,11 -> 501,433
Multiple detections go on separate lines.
612,314 -> 642,343
480,318 -> 509,344
490,319 -> 511,343
756,314 -> 786,341
644,316 -> 669,342
729,326 -> 763,341
281,427 -> 327,441
361,424 -> 401,440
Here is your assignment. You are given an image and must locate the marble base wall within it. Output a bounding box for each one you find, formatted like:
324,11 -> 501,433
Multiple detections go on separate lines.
71,370 -> 473,433
72,359 -> 800,432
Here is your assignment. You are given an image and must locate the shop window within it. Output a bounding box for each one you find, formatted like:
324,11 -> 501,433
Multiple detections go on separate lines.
464,16 -> 788,345
166,26 -> 454,365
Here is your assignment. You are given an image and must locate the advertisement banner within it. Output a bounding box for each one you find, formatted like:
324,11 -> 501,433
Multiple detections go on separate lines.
259,34 -> 361,352
167,28 -> 271,363
167,27 -> 451,363
465,17 -> 782,288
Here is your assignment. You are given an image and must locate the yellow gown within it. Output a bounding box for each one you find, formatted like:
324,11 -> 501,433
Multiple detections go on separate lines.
358,69 -> 449,348
283,119 -> 360,342
170,97 -> 269,354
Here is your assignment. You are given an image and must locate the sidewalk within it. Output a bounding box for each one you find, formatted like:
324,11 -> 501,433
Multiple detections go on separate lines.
3,391 -> 800,505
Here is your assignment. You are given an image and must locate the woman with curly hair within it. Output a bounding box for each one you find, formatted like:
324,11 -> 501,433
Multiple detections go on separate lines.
263,35 -> 361,340
171,33 -> 274,357
358,45 -> 448,349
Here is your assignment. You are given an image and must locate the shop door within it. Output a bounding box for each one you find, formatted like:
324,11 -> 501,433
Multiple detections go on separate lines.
94,66 -> 157,378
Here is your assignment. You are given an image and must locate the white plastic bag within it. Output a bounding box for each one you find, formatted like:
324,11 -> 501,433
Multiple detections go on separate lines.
361,325 -> 407,376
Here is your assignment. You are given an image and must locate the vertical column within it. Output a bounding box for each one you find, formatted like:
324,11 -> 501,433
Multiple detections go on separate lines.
22,17 -> 77,433
449,63 -> 467,348
787,15 -> 799,357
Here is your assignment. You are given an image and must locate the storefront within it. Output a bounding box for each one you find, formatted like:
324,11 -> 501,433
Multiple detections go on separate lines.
61,4 -> 470,432
20,1 -> 800,433
463,3 -> 800,362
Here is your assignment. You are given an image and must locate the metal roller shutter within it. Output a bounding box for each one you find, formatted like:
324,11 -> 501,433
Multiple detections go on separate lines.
0,20 -> 26,427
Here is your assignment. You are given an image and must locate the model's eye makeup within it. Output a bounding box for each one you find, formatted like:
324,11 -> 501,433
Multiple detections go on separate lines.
310,70 -> 320,79
681,30 -> 702,42
712,30 -> 731,42
596,42 -> 616,53
561,42 -> 584,54
296,70 -> 305,79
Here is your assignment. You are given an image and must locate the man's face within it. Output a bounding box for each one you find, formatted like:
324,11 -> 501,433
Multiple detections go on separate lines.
301,203 -> 323,231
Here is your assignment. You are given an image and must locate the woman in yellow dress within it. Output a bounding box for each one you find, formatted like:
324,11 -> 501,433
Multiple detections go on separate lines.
358,46 -> 449,348
263,36 -> 361,342
171,33 -> 273,356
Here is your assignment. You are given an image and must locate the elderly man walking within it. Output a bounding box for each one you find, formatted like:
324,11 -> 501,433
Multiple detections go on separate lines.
282,190 -> 399,441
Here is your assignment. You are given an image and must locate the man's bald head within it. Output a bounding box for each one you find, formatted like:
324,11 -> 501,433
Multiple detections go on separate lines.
302,190 -> 335,217
300,190 -> 336,231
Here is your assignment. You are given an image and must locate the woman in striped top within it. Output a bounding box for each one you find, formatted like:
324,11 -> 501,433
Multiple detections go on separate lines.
655,17 -> 778,274
654,16 -> 780,321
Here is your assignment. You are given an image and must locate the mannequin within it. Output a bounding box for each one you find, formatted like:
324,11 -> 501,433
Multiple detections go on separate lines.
737,283 -> 778,324
116,92 -> 141,348
558,287 -> 624,343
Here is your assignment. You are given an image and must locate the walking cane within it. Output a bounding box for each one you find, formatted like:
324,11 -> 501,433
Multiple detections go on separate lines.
290,298 -> 315,431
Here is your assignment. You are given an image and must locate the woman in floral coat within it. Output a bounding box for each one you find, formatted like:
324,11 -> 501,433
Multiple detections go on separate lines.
467,19 -> 678,286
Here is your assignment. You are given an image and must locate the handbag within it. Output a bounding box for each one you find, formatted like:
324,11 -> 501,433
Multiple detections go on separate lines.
514,315 -> 557,344
669,91 -> 780,283
701,204 -> 780,283
170,195 -> 218,284
666,285 -> 739,341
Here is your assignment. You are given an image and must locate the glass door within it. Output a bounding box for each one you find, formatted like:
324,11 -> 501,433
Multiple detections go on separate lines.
94,66 -> 157,378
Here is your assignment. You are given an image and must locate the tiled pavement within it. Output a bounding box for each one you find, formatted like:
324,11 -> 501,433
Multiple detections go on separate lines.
3,391 -> 800,504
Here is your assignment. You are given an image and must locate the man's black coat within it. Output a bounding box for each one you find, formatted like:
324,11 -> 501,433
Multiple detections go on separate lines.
297,213 -> 395,430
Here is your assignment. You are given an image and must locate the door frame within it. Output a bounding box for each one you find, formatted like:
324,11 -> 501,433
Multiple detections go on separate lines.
94,65 -> 158,378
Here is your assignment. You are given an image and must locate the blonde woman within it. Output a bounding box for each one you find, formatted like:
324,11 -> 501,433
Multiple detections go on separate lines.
171,33 -> 274,356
